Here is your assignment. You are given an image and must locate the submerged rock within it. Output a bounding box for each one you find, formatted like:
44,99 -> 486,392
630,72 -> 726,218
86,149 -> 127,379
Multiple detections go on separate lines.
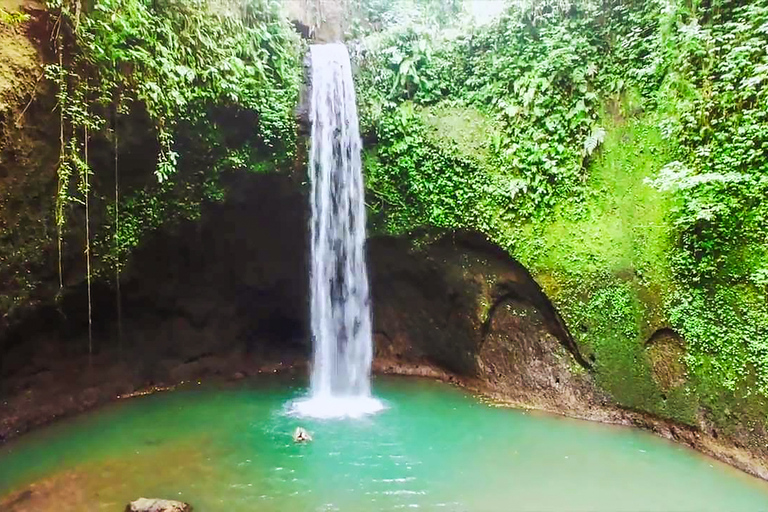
125,498 -> 191,512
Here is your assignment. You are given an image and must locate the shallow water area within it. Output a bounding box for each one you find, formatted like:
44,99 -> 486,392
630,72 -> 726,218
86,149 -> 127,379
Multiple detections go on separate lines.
1,376 -> 768,511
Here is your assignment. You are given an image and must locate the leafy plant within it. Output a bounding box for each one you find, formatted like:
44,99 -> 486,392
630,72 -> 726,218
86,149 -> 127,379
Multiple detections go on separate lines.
0,6 -> 30,25
47,0 -> 301,269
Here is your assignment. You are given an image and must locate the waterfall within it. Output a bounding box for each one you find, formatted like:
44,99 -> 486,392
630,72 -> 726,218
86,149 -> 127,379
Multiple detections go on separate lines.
292,43 -> 383,419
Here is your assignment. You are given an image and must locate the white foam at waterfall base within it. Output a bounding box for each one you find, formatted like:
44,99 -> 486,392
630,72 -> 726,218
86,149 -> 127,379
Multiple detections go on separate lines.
290,394 -> 386,420
290,43 -> 383,419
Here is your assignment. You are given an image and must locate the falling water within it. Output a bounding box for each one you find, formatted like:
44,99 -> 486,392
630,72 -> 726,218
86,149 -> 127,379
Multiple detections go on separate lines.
293,43 -> 383,419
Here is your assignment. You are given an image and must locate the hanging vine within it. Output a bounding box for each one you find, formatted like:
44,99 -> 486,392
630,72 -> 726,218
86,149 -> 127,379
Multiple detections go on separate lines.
113,102 -> 123,353
50,13 -> 67,295
40,0 -> 302,359
47,0 -> 104,360
83,123 -> 92,362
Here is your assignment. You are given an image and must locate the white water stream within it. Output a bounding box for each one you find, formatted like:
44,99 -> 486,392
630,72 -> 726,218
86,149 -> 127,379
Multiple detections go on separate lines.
293,44 -> 383,419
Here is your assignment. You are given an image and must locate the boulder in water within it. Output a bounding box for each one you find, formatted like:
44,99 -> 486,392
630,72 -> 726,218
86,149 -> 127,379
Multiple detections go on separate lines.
125,498 -> 191,512
293,426 -> 313,443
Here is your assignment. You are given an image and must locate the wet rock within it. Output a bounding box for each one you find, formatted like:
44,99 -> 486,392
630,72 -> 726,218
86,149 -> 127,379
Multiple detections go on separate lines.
125,497 -> 191,512
368,230 -> 604,421
369,231 -> 591,378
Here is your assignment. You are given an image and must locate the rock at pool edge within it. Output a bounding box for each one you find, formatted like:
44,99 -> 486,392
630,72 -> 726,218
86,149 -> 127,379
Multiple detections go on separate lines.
125,498 -> 192,512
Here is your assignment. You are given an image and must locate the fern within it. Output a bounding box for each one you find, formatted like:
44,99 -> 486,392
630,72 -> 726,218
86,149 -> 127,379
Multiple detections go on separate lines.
583,126 -> 606,156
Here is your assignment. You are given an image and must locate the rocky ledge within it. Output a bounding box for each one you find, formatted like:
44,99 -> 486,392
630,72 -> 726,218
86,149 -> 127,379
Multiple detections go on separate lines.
126,498 -> 191,512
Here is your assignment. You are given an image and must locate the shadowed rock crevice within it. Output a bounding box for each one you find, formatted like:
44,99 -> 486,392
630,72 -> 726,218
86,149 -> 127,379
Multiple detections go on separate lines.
479,284 -> 591,371
645,327 -> 683,347
644,327 -> 687,391
369,231 -> 593,384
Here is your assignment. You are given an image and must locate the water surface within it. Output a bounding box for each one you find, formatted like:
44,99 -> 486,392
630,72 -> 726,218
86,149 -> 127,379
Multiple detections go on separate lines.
1,377 -> 767,511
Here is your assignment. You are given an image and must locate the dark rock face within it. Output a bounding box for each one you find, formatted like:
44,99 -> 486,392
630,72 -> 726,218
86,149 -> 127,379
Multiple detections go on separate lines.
1,224 -> 599,441
369,234 -> 483,375
0,171 -> 310,442
1,171 -> 309,379
121,170 -> 310,362
369,231 -> 598,410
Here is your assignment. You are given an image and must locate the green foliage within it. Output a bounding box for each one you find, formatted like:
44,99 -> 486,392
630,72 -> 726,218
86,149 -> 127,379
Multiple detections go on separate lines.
53,0 -> 300,181
514,111 -> 675,306
365,103 -> 506,234
352,0 -> 463,31
460,11 -> 608,212
564,281 -> 658,406
47,0 -> 302,277
0,6 -> 30,25
643,1 -> 768,286
356,1 -> 611,221
356,0 -> 768,414
670,286 -> 768,395
517,114 -> 692,419
638,0 -> 768,395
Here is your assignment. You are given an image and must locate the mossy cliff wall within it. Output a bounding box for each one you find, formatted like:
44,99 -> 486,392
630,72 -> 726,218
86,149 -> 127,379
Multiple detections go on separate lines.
351,0 -> 768,473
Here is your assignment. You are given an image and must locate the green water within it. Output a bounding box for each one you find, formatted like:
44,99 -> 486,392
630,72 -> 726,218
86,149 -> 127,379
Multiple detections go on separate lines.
1,376 -> 768,511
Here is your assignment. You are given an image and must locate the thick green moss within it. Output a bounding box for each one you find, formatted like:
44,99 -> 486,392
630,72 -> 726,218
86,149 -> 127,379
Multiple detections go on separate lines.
362,96 -> 702,425
507,108 -> 700,423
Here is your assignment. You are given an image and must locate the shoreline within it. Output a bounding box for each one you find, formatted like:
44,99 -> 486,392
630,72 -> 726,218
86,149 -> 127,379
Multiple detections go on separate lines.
2,354 -> 767,484
375,358 -> 768,482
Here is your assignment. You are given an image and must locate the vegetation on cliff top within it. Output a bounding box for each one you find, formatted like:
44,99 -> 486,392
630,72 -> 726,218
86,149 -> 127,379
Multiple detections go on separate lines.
50,0 -> 302,262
